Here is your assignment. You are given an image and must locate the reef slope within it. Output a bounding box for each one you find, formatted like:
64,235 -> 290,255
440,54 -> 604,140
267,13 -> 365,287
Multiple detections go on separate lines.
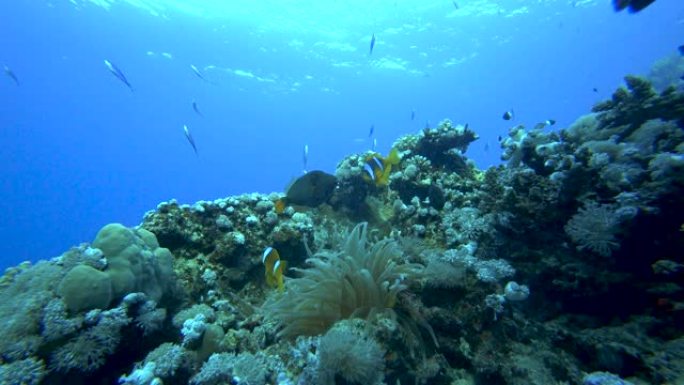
1,76 -> 683,385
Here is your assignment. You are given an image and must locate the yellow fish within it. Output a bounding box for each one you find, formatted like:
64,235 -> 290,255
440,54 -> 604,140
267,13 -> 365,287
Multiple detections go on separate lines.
363,148 -> 401,187
262,247 -> 286,292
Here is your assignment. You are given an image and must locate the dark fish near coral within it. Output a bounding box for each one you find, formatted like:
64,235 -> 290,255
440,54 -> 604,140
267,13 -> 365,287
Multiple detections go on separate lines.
678,45 -> 684,56
282,170 -> 337,208
183,124 -> 198,155
534,119 -> 556,130
104,60 -> 132,91
502,110 -> 514,120
369,33 -> 376,55
613,0 -> 656,12
3,65 -> 19,86
192,100 -> 203,117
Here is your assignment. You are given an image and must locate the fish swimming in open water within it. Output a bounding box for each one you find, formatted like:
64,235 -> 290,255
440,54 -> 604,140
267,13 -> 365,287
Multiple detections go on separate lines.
369,33 -> 376,55
613,0 -> 656,12
192,100 -> 202,117
3,65 -> 19,86
190,64 -> 207,82
534,119 -> 556,130
104,60 -> 132,91
502,110 -> 514,120
411,109 -> 416,121
303,144 -> 309,173
183,124 -> 198,155
369,124 -> 375,137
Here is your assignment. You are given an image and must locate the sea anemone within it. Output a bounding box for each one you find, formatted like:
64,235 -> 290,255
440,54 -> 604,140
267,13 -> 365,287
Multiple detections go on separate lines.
263,222 -> 423,338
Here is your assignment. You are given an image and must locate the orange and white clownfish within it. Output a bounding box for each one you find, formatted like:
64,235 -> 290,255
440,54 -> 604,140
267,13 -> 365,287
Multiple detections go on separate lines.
262,246 -> 286,292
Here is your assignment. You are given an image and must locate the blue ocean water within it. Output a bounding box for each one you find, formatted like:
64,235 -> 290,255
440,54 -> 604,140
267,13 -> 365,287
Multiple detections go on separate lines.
0,0 -> 681,269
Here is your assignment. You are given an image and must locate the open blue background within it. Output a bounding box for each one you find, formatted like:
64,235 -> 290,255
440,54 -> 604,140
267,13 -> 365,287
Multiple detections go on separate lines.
0,0 -> 682,268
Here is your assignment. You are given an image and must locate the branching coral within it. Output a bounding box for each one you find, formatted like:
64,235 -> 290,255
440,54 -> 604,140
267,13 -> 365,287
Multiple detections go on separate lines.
592,75 -> 684,136
263,222 -> 423,338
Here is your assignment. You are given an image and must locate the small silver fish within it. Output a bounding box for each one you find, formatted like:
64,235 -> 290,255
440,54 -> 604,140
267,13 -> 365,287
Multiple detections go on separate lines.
369,33 -> 376,55
3,65 -> 19,86
533,119 -> 556,130
303,144 -> 309,173
192,100 -> 203,117
369,124 -> 374,137
372,138 -> 377,151
104,60 -> 132,91
183,124 -> 198,155
190,64 -> 206,81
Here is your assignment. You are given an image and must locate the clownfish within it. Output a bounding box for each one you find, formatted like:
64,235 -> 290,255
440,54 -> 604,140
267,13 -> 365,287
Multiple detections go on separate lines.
262,247 -> 286,292
363,148 -> 401,187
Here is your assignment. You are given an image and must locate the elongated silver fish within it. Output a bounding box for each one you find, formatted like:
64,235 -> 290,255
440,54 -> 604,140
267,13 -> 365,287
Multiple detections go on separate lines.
3,65 -> 19,86
192,100 -> 203,117
190,64 -> 206,81
104,60 -> 132,91
369,33 -> 376,55
303,144 -> 309,173
183,124 -> 198,155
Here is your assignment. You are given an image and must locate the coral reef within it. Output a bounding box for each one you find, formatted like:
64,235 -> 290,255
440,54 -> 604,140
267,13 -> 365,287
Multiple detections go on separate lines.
1,75 -> 683,385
